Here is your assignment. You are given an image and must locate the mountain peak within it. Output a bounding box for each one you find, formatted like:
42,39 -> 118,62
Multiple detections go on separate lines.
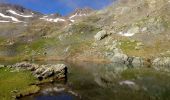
73,8 -> 93,15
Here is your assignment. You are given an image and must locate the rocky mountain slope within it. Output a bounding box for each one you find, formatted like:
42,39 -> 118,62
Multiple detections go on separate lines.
0,0 -> 170,67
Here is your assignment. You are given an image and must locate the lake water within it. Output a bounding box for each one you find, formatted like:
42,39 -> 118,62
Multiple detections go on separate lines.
2,61 -> 170,100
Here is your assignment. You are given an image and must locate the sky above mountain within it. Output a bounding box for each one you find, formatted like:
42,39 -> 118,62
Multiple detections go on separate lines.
1,0 -> 115,15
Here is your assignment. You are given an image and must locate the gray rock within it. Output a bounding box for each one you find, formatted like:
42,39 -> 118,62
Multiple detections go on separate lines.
0,65 -> 4,69
152,57 -> 170,67
94,30 -> 107,41
132,57 -> 144,67
11,62 -> 67,80
111,53 -> 128,64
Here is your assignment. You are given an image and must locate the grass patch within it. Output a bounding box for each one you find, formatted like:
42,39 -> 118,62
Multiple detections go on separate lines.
119,40 -> 137,52
69,22 -> 100,35
0,67 -> 37,100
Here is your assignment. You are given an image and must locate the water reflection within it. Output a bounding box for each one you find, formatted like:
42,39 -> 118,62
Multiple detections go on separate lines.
1,61 -> 170,100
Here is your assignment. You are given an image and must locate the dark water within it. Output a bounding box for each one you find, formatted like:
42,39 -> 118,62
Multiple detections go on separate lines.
2,61 -> 170,100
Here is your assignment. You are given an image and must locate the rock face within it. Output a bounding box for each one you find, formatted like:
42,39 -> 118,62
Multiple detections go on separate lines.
12,62 -> 67,80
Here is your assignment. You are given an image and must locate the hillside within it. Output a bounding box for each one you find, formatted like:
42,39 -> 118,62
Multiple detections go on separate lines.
0,0 -> 170,67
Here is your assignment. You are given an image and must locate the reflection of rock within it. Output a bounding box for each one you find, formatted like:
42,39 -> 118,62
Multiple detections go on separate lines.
12,62 -> 67,80
68,90 -> 79,97
94,64 -> 128,87
42,87 -> 65,94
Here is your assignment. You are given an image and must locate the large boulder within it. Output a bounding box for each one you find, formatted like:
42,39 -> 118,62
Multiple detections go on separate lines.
94,30 -> 107,41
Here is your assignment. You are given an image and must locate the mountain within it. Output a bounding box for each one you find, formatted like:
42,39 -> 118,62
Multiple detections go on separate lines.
0,3 -> 93,24
68,8 -> 93,22
0,3 -> 42,23
0,0 -> 170,67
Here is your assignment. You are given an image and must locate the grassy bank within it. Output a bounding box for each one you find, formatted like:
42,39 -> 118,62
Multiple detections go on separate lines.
0,67 -> 39,100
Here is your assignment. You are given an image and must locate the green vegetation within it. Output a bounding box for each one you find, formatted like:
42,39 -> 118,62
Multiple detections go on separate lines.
69,22 -> 100,35
0,67 -> 38,100
119,40 -> 137,52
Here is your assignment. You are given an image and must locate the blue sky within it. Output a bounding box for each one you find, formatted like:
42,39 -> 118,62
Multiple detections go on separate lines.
1,0 -> 114,15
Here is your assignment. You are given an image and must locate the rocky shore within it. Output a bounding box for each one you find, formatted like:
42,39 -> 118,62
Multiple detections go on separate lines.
3,62 -> 67,81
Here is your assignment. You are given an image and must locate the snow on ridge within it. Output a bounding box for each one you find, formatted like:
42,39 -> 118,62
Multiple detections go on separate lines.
40,17 -> 66,23
69,13 -> 87,19
70,20 -> 75,22
7,10 -> 33,18
118,31 -> 135,37
0,13 -> 22,22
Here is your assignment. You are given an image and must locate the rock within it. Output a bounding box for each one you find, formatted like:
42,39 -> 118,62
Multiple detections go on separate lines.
94,30 -> 108,41
11,62 -> 67,81
0,65 -> 4,69
111,53 -> 128,64
135,42 -> 144,50
132,57 -> 144,67
13,62 -> 38,71
152,57 -> 170,67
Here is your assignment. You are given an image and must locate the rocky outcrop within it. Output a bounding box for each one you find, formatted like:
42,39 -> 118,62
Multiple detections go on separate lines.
152,57 -> 170,67
108,48 -> 145,66
11,62 -> 67,80
94,30 -> 108,41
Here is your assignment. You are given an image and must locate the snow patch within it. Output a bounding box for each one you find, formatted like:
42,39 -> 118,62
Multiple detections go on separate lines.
70,19 -> 75,22
40,17 -> 66,23
118,31 -> 135,37
0,13 -> 22,22
69,13 -> 87,19
0,20 -> 10,22
7,10 -> 33,18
